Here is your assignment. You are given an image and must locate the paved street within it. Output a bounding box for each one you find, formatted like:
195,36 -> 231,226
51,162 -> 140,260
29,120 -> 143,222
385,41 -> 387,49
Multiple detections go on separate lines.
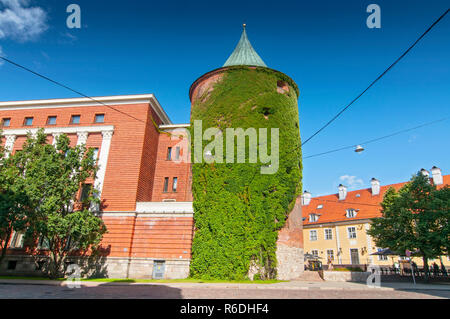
0,282 -> 448,299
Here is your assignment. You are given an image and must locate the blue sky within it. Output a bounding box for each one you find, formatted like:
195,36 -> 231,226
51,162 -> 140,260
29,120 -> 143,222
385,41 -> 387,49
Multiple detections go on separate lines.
0,0 -> 449,196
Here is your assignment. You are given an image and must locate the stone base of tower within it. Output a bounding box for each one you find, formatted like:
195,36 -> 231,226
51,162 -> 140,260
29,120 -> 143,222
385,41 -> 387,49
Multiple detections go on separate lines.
276,196 -> 304,280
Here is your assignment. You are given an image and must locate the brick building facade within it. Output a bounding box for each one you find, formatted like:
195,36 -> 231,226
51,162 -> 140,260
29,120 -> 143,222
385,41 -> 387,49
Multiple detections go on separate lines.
0,94 -> 194,279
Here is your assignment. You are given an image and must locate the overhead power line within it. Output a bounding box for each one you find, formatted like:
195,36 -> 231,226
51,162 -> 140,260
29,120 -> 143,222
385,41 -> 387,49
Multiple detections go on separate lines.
303,116 -> 449,159
0,56 -> 155,127
301,8 -> 449,147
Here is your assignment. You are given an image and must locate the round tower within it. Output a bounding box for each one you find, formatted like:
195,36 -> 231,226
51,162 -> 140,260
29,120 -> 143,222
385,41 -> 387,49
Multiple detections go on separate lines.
189,25 -> 303,280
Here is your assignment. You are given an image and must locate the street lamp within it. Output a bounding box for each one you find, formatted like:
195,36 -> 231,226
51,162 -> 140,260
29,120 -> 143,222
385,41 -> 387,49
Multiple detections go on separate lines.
355,145 -> 365,153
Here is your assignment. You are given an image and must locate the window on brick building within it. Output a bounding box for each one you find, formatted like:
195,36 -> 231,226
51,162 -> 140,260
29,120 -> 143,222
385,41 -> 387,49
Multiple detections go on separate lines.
324,228 -> 333,240
47,116 -> 57,125
163,177 -> 169,192
10,231 -> 25,249
309,230 -> 317,241
79,184 -> 92,202
1,118 -> 11,127
71,115 -> 81,124
167,147 -> 172,160
347,226 -> 357,239
172,177 -> 178,192
175,146 -> 180,160
38,236 -> 50,250
7,261 -> 17,270
23,117 -> 33,126
94,114 -> 105,123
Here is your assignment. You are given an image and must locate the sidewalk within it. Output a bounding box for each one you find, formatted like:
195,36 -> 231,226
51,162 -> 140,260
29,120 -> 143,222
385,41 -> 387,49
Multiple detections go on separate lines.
0,278 -> 448,291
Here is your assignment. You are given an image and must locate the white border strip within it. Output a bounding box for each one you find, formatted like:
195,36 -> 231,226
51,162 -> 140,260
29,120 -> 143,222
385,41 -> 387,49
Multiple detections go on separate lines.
0,94 -> 172,125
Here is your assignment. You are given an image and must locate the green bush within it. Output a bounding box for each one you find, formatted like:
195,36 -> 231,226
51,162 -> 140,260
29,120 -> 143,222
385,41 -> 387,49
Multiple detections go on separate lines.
189,66 -> 302,280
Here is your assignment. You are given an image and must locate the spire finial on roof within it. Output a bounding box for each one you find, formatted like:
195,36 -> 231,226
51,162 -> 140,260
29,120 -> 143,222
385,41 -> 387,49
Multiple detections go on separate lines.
223,25 -> 267,68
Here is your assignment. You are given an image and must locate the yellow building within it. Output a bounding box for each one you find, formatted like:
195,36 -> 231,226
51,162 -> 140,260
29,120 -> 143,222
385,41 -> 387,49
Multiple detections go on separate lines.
301,167 -> 450,269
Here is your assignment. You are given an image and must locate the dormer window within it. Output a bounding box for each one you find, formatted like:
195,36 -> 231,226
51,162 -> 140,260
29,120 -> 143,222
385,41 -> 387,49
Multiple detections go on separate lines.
346,209 -> 357,218
309,214 -> 319,222
317,204 -> 323,209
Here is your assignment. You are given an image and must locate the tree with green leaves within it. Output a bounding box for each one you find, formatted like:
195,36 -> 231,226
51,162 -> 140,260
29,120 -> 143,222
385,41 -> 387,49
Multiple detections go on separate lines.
368,172 -> 450,281
14,129 -> 107,279
0,131 -> 32,264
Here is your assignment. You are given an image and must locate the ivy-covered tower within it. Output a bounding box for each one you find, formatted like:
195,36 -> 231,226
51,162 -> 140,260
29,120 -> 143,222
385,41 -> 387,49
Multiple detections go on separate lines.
189,25 -> 304,280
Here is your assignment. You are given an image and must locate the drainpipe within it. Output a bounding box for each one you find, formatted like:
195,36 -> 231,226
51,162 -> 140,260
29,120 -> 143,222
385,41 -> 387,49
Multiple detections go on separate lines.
335,226 -> 342,264
125,212 -> 138,279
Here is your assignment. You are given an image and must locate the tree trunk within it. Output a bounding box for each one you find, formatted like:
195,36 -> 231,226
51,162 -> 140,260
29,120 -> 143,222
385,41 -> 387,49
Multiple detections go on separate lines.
422,256 -> 430,282
0,230 -> 12,265
48,251 -> 62,279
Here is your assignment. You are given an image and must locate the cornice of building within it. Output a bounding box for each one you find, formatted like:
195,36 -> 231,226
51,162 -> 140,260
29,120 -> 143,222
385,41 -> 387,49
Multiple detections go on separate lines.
303,218 -> 373,228
0,94 -> 172,125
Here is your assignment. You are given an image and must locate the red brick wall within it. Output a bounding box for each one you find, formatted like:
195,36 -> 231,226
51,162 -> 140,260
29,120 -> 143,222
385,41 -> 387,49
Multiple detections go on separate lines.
97,216 -> 194,259
151,130 -> 193,202
136,108 -> 162,202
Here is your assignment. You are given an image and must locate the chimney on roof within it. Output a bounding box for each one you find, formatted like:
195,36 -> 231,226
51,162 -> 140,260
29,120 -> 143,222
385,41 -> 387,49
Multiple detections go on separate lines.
338,184 -> 347,201
420,168 -> 430,178
301,191 -> 312,206
371,178 -> 380,196
431,166 -> 443,185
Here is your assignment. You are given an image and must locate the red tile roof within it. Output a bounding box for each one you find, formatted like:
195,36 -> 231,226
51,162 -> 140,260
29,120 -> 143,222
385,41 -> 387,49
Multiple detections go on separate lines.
302,175 -> 449,226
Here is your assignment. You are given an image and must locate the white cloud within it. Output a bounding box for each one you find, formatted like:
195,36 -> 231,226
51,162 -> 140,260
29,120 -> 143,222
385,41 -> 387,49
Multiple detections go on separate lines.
0,0 -> 48,42
339,175 -> 364,189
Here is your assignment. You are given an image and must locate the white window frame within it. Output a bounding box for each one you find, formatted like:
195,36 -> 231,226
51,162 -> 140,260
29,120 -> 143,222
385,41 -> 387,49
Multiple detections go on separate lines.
311,250 -> 319,257
9,231 -> 25,249
309,230 -> 318,241
347,226 -> 357,239
324,228 -> 333,240
377,248 -> 388,261
326,249 -> 334,261
346,209 -> 357,218
309,214 -> 319,222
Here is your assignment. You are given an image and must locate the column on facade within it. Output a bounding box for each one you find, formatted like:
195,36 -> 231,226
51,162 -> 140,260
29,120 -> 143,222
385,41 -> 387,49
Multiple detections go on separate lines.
94,130 -> 113,199
52,133 -> 61,147
76,131 -> 89,146
4,134 -> 17,158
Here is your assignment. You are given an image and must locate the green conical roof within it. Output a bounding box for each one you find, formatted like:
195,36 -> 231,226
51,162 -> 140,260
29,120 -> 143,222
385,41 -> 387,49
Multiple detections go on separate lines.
223,25 -> 267,67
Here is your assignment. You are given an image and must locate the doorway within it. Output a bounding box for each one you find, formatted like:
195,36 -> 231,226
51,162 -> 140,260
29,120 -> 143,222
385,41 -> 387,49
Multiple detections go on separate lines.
350,249 -> 360,265
152,260 -> 166,279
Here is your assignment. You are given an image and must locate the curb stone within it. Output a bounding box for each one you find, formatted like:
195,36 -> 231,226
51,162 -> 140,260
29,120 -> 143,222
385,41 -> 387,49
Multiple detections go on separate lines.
0,279 -> 446,291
